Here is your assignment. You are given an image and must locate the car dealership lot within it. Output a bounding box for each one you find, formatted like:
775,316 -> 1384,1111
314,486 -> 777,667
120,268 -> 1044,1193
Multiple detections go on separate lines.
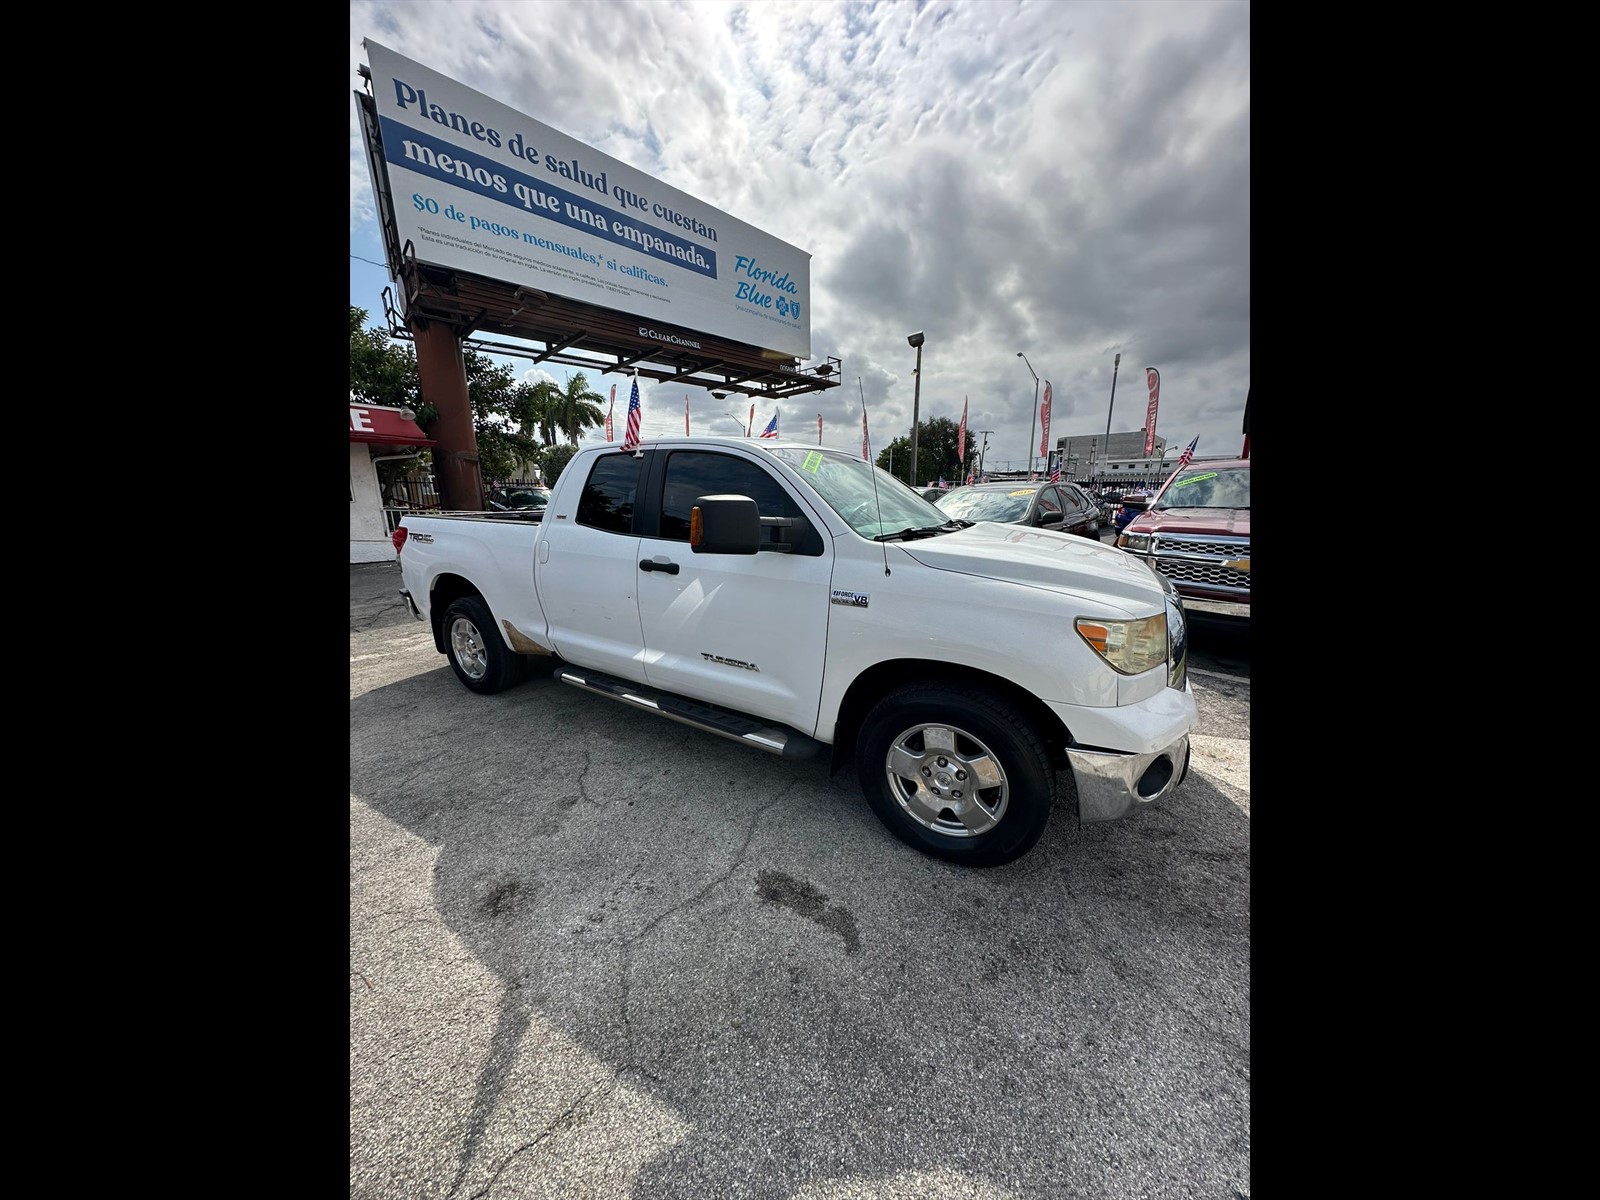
351,561 -> 1249,1198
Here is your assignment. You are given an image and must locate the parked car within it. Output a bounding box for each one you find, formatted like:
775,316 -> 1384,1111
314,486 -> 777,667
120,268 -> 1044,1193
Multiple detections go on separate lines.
487,485 -> 551,513
919,485 -> 951,501
934,480 -> 1101,540
1115,459 -> 1250,616
1088,490 -> 1119,525
1112,494 -> 1154,532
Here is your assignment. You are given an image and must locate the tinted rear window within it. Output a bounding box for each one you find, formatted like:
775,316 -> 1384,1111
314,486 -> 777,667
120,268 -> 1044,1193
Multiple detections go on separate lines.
576,453 -> 643,533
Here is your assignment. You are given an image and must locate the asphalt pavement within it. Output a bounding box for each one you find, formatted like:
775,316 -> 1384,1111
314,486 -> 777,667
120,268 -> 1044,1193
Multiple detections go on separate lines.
350,559 -> 1250,1199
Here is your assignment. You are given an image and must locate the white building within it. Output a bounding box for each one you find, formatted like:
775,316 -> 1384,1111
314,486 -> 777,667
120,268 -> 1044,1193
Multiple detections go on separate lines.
350,402 -> 434,563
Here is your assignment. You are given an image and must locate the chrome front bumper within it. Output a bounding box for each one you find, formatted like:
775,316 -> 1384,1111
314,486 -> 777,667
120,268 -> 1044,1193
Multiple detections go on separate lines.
1066,733 -> 1192,823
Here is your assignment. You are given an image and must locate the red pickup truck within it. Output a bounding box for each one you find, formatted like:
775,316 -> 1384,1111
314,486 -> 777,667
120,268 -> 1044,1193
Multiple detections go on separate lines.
1114,459 -> 1250,617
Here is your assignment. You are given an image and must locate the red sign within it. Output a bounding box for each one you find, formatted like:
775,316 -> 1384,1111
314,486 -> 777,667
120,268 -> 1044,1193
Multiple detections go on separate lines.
349,404 -> 434,448
1038,381 -> 1052,457
1143,368 -> 1161,456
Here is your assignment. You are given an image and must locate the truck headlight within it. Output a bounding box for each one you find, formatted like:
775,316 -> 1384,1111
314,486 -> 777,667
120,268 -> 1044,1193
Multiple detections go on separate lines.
1075,613 -> 1169,676
1119,533 -> 1152,552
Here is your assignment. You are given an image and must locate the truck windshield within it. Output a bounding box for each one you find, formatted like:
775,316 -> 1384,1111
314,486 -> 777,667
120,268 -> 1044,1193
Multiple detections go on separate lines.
765,446 -> 949,537
1153,465 -> 1250,510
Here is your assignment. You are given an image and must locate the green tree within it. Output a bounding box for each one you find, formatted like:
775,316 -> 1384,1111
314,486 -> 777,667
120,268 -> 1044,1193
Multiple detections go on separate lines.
349,305 -> 546,487
349,305 -> 419,411
542,443 -> 581,485
874,416 -> 970,486
461,346 -> 546,481
551,371 -> 607,447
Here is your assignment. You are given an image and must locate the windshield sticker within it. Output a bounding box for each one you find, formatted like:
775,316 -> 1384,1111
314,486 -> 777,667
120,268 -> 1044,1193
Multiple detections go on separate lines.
831,589 -> 869,607
802,451 -> 824,473
1009,489 -> 1033,496
1174,472 -> 1218,488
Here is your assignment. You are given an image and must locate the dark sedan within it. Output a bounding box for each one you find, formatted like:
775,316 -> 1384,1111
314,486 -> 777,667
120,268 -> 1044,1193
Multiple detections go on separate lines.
934,480 -> 1102,540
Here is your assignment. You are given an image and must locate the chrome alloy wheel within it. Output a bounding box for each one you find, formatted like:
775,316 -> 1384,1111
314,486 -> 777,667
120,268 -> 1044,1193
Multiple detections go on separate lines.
449,615 -> 489,681
883,721 -> 1009,837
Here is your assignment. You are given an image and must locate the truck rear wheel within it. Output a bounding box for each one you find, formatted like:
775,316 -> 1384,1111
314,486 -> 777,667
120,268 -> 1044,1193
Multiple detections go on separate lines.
443,596 -> 521,694
855,685 -> 1055,867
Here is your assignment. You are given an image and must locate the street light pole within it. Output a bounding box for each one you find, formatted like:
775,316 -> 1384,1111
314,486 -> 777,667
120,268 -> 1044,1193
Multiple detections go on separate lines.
1102,352 -> 1122,481
1016,352 -> 1040,478
974,429 -> 993,483
908,331 -> 925,485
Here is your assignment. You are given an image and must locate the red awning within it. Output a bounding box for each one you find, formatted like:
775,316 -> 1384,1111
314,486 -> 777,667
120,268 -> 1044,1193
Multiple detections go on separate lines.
349,404 -> 435,448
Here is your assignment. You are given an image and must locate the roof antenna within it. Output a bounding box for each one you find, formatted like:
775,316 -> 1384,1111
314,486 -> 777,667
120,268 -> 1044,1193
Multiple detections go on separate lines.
862,377 -> 889,576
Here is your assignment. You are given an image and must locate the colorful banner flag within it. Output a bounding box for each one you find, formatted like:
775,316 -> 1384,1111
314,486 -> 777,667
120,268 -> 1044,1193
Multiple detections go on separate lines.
817,413 -> 823,444
1038,381 -> 1052,458
759,411 -> 779,438
861,399 -> 870,462
685,394 -> 690,436
606,384 -> 616,441
623,372 -> 642,450
1144,368 -> 1161,456
748,404 -> 755,437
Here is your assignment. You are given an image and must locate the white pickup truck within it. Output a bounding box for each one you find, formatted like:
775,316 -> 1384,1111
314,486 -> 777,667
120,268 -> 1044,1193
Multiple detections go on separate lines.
394,436 -> 1196,867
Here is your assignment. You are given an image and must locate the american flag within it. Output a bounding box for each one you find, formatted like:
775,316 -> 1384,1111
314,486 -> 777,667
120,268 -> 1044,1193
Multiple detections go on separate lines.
759,411 -> 779,438
1050,458 -> 1061,483
685,394 -> 690,436
861,400 -> 870,461
958,396 -> 967,464
623,372 -> 642,450
606,384 -> 615,441
1177,435 -> 1197,468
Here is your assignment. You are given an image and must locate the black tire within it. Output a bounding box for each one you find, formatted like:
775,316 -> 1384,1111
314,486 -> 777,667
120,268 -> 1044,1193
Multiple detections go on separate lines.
442,596 -> 520,695
854,684 -> 1055,867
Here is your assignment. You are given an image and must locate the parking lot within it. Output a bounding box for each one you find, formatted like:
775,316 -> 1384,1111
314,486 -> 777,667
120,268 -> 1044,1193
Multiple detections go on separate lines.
350,560 -> 1249,1198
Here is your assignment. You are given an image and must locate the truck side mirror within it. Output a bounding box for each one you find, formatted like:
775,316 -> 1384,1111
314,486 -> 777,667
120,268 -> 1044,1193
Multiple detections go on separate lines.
690,495 -> 761,554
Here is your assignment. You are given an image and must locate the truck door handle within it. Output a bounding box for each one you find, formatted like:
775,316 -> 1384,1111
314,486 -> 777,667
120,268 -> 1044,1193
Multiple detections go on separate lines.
639,559 -> 680,575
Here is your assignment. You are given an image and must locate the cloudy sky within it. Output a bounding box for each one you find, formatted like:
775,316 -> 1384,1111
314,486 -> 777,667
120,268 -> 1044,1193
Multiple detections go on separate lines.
349,0 -> 1249,477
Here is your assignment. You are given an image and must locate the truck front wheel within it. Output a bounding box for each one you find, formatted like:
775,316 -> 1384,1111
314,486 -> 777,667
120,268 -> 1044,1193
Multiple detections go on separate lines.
443,596 -> 522,694
855,685 -> 1055,867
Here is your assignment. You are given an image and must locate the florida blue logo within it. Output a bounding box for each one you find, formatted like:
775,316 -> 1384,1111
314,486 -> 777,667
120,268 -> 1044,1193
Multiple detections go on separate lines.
778,297 -> 800,319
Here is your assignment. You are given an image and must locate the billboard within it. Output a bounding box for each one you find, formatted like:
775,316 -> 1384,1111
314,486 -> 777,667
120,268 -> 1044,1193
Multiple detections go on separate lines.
362,41 -> 812,360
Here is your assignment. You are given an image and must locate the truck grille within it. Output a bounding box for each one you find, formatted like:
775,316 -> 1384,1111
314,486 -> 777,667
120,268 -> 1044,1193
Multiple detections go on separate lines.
1155,558 -> 1250,590
1149,534 -> 1249,594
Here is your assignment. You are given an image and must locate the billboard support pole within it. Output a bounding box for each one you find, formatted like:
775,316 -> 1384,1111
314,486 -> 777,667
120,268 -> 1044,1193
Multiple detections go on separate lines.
413,320 -> 483,511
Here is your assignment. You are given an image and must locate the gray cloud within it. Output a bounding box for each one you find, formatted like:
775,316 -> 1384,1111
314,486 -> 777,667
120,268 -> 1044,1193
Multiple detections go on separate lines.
351,0 -> 1249,469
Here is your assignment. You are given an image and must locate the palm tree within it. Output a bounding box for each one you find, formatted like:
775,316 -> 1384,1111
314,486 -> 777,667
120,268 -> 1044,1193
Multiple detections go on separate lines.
515,378 -> 559,446
552,371 -> 607,447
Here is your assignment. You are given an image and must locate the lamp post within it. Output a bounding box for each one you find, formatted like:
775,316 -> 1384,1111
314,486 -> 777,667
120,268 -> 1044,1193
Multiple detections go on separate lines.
1102,352 -> 1122,478
1016,352 -> 1039,479
908,331 -> 925,485
975,429 -> 994,483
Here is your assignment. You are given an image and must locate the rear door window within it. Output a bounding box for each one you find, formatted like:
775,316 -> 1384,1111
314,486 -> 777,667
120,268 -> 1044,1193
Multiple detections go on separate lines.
576,453 -> 643,534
